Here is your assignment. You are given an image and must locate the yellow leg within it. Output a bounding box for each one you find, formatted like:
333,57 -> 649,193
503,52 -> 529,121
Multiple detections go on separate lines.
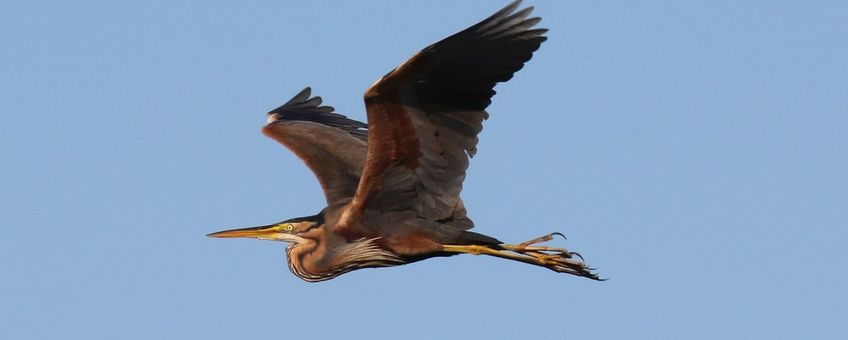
442,235 -> 603,281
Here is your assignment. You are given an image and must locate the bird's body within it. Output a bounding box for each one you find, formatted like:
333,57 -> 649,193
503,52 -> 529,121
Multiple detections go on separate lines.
209,0 -> 602,282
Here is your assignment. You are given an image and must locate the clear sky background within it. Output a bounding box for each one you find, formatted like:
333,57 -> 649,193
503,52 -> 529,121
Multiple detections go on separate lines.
1,1 -> 846,339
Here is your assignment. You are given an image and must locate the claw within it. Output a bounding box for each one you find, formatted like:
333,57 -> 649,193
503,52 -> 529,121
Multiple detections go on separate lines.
551,232 -> 567,240
569,251 -> 585,262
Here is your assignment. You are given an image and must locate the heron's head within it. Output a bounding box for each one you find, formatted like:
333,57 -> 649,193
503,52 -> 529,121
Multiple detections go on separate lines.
207,213 -> 323,244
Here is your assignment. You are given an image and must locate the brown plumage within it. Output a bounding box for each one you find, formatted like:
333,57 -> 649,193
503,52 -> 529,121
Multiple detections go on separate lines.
209,0 -> 602,282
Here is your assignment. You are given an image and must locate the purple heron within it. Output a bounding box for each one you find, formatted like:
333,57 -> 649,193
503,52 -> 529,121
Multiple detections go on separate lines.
209,0 -> 602,282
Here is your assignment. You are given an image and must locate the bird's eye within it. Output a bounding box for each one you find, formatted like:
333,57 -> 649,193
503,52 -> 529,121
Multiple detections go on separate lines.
285,224 -> 294,231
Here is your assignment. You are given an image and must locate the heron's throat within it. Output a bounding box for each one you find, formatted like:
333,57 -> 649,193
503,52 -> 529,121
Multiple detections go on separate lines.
285,238 -> 404,282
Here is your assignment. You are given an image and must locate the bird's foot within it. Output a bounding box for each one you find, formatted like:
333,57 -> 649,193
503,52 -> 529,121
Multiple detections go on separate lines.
500,233 -> 603,280
517,232 -> 566,247
442,233 -> 604,281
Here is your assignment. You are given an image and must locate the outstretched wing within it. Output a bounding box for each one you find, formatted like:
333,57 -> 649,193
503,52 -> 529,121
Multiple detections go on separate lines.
344,1 -> 547,228
262,87 -> 368,207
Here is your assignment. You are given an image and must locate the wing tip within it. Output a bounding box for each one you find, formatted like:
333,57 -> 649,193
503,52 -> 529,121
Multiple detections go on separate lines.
483,2 -> 548,38
270,86 -> 326,114
287,87 -> 312,105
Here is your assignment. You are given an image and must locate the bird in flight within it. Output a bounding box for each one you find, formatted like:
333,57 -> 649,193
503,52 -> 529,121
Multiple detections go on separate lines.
209,0 -> 602,282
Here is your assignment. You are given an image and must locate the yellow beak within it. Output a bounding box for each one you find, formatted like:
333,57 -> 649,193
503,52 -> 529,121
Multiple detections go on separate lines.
207,224 -> 304,243
207,224 -> 282,240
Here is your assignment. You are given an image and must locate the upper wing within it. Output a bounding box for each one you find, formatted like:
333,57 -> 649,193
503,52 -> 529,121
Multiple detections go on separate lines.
344,1 -> 547,228
262,87 -> 368,207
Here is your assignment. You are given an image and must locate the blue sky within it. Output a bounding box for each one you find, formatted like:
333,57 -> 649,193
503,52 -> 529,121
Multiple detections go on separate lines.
1,1 -> 846,339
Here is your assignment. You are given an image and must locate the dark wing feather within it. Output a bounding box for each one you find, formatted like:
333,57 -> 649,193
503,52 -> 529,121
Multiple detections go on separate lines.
343,1 -> 546,229
262,87 -> 368,206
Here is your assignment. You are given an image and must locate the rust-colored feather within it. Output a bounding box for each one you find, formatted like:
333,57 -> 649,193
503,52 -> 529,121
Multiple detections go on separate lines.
341,0 -> 547,229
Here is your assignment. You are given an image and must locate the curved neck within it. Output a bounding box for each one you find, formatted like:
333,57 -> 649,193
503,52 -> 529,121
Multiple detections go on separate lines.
285,241 -> 323,282
285,234 -> 403,282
